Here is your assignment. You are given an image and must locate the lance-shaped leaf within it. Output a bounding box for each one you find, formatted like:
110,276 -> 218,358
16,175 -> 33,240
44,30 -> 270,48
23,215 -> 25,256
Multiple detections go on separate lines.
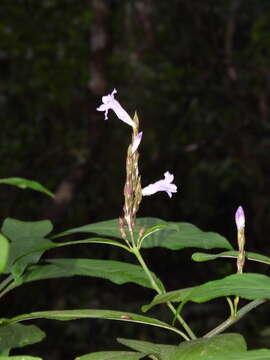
7,309 -> 183,337
55,218 -> 232,251
192,251 -> 270,265
2,218 -> 53,278
22,258 -> 164,290
142,273 -> 270,312
74,351 -> 146,360
0,177 -> 54,198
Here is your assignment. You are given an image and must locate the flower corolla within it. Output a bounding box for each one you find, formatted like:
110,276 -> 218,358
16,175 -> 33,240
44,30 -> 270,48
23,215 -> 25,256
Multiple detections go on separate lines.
142,171 -> 177,198
96,89 -> 135,128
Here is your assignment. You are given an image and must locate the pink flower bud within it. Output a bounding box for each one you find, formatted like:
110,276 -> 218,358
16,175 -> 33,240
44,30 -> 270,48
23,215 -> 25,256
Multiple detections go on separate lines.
235,206 -> 245,230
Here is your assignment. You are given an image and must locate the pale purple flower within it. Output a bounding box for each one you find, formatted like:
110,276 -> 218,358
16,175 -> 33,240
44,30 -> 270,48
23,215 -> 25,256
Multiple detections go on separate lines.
235,206 -> 245,230
131,132 -> 143,154
142,171 -> 177,198
96,89 -> 135,128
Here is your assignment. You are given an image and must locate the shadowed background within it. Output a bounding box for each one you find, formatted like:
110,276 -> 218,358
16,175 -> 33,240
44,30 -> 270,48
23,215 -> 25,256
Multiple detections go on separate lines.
1,0 -> 270,358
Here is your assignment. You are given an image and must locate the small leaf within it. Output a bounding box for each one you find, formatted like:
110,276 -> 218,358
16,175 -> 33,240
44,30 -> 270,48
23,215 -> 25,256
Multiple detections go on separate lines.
22,258 -> 164,290
192,251 -> 270,265
55,218 -> 232,251
74,351 -> 146,360
0,234 -> 9,273
0,178 -> 54,198
2,218 -> 53,277
0,323 -> 45,350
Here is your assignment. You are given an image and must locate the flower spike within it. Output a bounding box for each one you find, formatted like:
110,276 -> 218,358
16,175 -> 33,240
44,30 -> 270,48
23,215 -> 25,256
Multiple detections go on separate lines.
142,171 -> 177,198
97,89 -> 135,128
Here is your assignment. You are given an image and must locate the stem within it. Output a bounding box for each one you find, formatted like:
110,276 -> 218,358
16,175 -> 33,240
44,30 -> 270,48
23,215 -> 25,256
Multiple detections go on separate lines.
0,282 -> 17,300
0,275 -> 13,293
132,247 -> 196,341
203,298 -> 266,338
226,297 -> 235,317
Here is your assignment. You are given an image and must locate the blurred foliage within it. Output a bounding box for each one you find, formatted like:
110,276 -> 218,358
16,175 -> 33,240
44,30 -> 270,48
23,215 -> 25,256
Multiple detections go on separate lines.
1,0 -> 270,358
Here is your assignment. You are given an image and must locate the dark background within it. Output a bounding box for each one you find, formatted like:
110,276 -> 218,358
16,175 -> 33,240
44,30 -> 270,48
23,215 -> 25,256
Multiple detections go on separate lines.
1,0 -> 270,358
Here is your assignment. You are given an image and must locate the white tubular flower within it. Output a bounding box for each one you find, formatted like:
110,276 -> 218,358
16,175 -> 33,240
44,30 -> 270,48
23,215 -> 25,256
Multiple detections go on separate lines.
142,171 -> 177,198
96,89 -> 135,128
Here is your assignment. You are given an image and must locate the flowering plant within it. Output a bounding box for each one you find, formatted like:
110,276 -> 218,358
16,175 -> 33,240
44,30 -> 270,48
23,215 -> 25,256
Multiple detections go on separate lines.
0,90 -> 270,359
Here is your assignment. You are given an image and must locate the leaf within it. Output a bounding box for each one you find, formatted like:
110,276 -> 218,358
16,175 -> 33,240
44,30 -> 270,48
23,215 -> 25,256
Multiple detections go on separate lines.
0,178 -> 54,198
74,351 -> 146,360
199,349 -> 270,360
183,273 -> 270,305
8,309 -> 182,337
118,333 -> 246,360
192,251 -> 270,265
2,218 -> 53,278
0,323 -> 45,350
55,218 -> 232,251
22,258 -> 163,290
142,287 -> 195,312
143,273 -> 270,311
0,234 -> 9,273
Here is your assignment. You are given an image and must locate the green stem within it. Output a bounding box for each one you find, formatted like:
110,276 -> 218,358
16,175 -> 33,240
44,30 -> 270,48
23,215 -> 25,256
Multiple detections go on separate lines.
0,275 -> 13,293
203,299 -> 266,338
0,282 -> 17,300
132,247 -> 196,341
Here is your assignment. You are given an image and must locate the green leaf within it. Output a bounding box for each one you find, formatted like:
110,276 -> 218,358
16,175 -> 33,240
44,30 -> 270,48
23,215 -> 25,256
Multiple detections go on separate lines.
0,323 -> 45,350
142,287 -> 195,312
192,251 -> 270,265
0,178 -> 54,198
22,258 -> 163,290
183,273 -> 270,305
118,333 -> 246,360
2,218 -> 53,278
55,218 -> 232,251
199,349 -> 270,360
74,351 -> 146,360
8,309 -> 182,337
143,273 -> 270,311
0,234 -> 9,273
